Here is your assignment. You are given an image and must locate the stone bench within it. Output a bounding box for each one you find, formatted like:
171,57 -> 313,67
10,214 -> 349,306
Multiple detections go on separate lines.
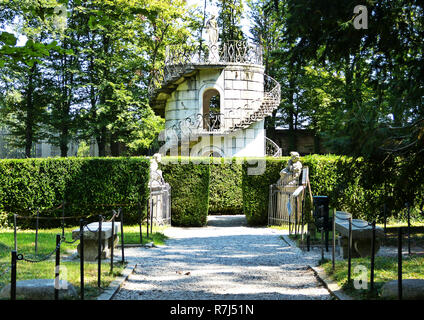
72,222 -> 120,261
335,211 -> 384,258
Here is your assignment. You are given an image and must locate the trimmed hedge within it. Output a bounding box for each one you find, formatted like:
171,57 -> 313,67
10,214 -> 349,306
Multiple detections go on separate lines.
209,158 -> 243,215
241,155 -> 417,226
0,157 -> 150,227
2,154 -> 419,228
161,157 -> 210,227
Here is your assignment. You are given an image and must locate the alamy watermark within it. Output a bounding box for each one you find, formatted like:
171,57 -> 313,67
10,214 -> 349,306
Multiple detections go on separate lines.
353,5 -> 368,29
353,264 -> 368,289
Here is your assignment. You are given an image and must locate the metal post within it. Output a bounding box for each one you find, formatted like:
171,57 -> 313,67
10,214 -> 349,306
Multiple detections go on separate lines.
146,199 -> 150,238
370,221 -> 376,292
98,215 -> 102,288
138,202 -> 143,244
332,209 -> 336,271
35,210 -> 39,254
79,219 -> 84,300
11,250 -> 17,301
406,202 -> 411,255
13,214 -> 17,252
120,208 -> 125,263
383,203 -> 387,236
398,227 -> 403,300
347,217 -> 352,284
54,234 -> 61,300
307,234 -> 310,252
321,205 -> 328,252
61,201 -> 65,239
321,227 -> 324,261
150,199 -> 153,236
110,215 -> 114,274
295,198 -> 298,236
301,191 -> 305,241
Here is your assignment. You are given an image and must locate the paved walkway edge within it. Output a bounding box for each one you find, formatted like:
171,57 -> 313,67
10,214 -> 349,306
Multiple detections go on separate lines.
308,265 -> 354,300
96,262 -> 137,300
281,234 -> 353,301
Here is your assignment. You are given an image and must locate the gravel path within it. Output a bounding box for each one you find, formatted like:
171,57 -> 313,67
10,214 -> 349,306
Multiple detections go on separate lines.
113,215 -> 332,300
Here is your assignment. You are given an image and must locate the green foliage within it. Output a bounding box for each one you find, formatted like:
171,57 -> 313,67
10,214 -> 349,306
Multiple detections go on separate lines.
242,157 -> 288,225
0,157 -> 150,227
161,157 -> 210,227
217,0 -> 245,42
209,158 -> 243,215
242,155 -> 423,226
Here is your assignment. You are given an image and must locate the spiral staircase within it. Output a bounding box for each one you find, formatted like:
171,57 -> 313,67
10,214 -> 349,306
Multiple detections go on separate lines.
149,42 -> 282,157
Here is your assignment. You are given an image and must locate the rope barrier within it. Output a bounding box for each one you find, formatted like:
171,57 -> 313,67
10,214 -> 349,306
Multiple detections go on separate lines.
62,234 -> 81,244
17,238 -> 65,263
14,214 -> 86,220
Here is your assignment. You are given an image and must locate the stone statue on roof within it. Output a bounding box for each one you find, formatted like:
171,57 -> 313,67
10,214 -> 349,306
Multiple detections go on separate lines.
205,13 -> 218,46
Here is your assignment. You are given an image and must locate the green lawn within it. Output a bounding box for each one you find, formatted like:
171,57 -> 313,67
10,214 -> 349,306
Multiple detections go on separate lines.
0,224 -> 168,300
320,255 -> 424,300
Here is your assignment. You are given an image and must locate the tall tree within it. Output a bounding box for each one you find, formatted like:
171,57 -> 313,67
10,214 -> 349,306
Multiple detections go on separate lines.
0,0 -> 63,157
217,0 -> 245,42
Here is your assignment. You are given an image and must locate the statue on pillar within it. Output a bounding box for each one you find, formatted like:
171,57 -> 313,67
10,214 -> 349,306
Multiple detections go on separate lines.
277,151 -> 302,187
149,153 -> 165,188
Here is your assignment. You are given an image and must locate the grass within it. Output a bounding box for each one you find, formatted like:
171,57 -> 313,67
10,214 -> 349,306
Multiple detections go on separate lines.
320,255 -> 424,300
0,224 -> 169,299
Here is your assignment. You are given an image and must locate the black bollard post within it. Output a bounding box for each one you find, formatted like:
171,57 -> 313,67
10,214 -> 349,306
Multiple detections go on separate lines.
332,209 -> 336,271
79,219 -> 84,300
111,214 -> 115,274
147,200 -> 150,239
406,202 -> 411,255
321,227 -> 324,261
120,208 -> 125,263
150,201 -> 153,236
383,203 -> 387,236
54,234 -> 61,300
295,199 -> 298,236
11,250 -> 17,300
398,227 -> 403,300
347,217 -> 352,284
35,210 -> 39,254
61,201 -> 66,239
307,234 -> 310,252
370,221 -> 376,292
98,215 -> 102,288
13,214 -> 17,252
138,202 -> 143,245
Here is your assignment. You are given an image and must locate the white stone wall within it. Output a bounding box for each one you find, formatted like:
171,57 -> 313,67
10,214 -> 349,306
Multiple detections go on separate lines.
164,63 -> 265,132
188,120 -> 265,158
163,63 -> 266,157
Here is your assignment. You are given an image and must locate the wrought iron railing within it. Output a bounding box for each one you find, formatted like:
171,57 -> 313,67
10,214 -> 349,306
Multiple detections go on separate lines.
265,137 -> 282,157
149,41 -> 263,96
162,73 -> 281,141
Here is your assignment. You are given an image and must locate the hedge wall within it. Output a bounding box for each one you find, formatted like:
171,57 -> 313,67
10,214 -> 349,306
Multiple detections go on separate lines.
241,155 -> 405,226
0,157 -> 150,227
161,157 -> 210,227
209,158 -> 243,215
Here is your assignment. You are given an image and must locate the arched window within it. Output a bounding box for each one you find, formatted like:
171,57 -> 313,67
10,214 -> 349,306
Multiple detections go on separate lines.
202,89 -> 221,130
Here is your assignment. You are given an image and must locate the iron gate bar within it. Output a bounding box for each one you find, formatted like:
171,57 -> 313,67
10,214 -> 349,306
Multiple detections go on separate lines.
80,219 -> 84,300
54,234 -> 60,300
97,215 -> 102,288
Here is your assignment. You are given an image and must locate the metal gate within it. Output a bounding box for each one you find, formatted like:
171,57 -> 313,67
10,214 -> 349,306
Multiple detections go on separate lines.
268,167 -> 309,234
149,183 -> 172,226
